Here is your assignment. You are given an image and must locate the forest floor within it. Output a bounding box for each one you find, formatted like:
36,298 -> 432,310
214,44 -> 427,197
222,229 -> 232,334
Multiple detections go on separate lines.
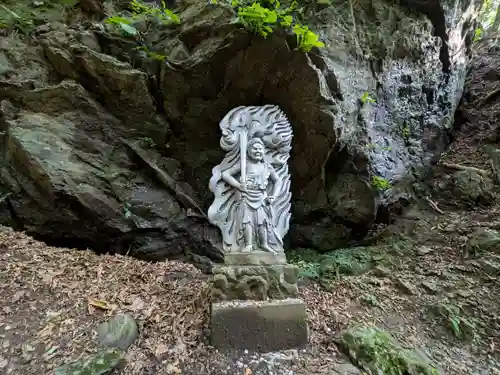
3,30 -> 500,375
3,202 -> 500,375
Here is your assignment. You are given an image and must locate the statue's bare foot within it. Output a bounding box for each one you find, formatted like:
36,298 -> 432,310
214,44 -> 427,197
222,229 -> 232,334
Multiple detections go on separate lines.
242,245 -> 253,253
261,245 -> 276,253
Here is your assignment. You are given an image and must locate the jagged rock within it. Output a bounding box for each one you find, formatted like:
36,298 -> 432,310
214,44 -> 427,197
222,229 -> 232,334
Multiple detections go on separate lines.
288,222 -> 352,251
97,314 -> 139,351
466,228 -> 500,255
147,0 -> 480,240
339,325 -> 441,375
0,78 -> 222,261
448,170 -> 495,206
0,0 -> 483,258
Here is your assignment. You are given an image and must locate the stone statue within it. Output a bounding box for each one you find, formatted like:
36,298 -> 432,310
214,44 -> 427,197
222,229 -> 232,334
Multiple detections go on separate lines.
208,105 -> 293,254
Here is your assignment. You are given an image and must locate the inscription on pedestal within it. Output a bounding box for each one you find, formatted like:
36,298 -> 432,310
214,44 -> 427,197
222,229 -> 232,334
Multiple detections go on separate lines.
210,299 -> 308,352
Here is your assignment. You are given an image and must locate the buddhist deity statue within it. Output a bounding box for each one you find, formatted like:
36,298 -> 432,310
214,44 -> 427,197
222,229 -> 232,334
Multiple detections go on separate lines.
208,105 -> 293,254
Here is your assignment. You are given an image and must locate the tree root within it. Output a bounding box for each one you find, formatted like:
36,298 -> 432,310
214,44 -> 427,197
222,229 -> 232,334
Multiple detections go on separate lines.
440,162 -> 490,177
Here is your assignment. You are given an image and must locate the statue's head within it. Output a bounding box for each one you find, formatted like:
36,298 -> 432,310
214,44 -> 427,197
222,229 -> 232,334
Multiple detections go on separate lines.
247,138 -> 265,161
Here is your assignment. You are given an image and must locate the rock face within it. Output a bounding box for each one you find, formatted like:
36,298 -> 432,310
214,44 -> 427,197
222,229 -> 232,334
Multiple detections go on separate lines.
0,0 -> 481,259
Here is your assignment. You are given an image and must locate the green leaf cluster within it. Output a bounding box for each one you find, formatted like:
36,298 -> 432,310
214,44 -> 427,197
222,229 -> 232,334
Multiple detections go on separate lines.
105,0 -> 179,37
360,91 -> 376,104
232,0 -> 325,52
371,176 -> 391,191
430,303 -> 479,341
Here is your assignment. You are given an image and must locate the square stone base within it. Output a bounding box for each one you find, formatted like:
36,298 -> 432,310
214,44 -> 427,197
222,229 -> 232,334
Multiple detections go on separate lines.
224,251 -> 287,265
210,298 -> 308,352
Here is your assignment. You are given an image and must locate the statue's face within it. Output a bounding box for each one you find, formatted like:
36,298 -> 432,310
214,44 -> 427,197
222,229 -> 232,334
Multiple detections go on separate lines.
248,142 -> 264,161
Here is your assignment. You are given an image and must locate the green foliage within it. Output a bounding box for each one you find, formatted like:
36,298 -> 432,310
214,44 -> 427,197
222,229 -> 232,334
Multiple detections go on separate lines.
473,28 -> 483,42
320,247 -> 375,279
292,24 -> 325,52
138,136 -> 157,147
104,0 -> 179,38
0,0 -> 77,35
371,176 -> 391,191
288,246 -> 393,286
402,125 -> 410,138
105,15 -> 138,36
134,45 -> 168,61
287,248 -> 322,280
54,347 -> 123,375
130,0 -> 179,24
340,326 -> 441,375
232,0 -> 324,51
360,91 -> 376,104
429,303 -> 479,341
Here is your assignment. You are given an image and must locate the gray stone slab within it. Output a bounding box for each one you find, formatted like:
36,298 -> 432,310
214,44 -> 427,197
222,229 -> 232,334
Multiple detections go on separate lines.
210,298 -> 308,352
224,251 -> 287,265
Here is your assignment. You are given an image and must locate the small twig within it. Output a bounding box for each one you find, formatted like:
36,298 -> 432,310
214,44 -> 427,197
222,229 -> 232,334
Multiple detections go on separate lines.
440,162 -> 490,177
425,196 -> 444,214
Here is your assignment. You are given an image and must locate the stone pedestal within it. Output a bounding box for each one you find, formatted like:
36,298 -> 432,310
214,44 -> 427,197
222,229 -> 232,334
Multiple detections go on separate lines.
211,299 -> 308,352
209,252 -> 309,351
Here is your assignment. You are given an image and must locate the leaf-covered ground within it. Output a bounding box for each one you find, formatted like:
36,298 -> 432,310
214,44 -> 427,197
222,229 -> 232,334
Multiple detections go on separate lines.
2,200 -> 500,375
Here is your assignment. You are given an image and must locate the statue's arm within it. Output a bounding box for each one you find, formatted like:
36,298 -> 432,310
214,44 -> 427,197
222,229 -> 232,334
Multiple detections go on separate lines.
221,165 -> 242,190
269,167 -> 280,197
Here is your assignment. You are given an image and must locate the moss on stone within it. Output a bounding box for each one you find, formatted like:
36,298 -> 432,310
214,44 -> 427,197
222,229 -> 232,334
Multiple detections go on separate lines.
0,0 -> 77,34
340,326 -> 441,375
467,228 -> 500,256
54,347 -> 123,375
97,314 -> 139,351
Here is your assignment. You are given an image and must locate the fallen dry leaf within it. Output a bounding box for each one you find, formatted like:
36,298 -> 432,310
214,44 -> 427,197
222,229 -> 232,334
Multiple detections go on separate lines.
88,299 -> 111,310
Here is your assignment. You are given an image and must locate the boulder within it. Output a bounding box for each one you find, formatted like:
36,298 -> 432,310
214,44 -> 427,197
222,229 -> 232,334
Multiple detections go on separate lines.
0,76 -> 221,260
340,325 -> 441,375
0,0 -> 482,258
97,314 -> 139,351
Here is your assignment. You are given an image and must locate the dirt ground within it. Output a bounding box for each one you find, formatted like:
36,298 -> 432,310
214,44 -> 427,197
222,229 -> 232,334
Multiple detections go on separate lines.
3,37 -> 500,375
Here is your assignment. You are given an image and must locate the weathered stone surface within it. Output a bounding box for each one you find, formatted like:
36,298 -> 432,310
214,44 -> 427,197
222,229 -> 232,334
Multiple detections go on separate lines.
466,228 -> 500,255
0,77 -> 222,261
54,347 -> 123,375
289,222 -> 352,251
224,251 -> 287,266
340,326 -> 441,375
211,264 -> 299,301
210,299 -> 308,352
438,170 -> 495,206
97,314 -> 139,351
0,0 -> 483,258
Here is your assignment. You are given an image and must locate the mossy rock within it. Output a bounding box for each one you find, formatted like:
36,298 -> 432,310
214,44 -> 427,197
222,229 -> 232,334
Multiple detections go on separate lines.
54,347 -> 123,375
449,170 -> 495,206
0,0 -> 77,34
319,248 -> 374,279
339,325 -> 441,375
97,314 -> 139,351
466,228 -> 500,255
